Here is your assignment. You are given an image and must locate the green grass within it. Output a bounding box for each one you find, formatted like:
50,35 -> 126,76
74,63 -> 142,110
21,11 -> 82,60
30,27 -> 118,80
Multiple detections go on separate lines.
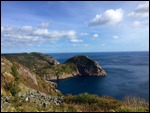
3,65 -> 21,96
64,93 -> 149,112
11,65 -> 19,82
5,82 -> 20,96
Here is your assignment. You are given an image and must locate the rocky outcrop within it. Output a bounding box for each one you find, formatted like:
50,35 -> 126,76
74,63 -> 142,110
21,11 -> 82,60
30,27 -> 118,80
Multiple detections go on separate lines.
64,55 -> 106,76
17,87 -> 63,106
16,62 -> 38,85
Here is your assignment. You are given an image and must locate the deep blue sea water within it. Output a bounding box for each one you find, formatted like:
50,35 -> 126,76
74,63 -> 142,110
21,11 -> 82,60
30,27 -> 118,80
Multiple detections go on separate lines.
45,51 -> 149,101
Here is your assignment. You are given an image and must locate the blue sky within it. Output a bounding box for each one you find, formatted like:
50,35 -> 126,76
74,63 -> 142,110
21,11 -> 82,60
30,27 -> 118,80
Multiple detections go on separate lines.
1,1 -> 149,53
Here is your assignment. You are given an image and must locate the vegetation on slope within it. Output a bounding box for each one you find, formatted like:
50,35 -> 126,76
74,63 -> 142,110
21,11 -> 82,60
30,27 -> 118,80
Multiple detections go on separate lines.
36,63 -> 78,80
2,53 -> 78,80
2,52 -> 60,71
1,93 -> 149,112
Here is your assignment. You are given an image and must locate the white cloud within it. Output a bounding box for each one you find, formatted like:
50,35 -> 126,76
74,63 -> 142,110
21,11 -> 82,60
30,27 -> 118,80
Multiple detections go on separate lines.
128,12 -> 149,18
21,26 -> 32,31
132,21 -> 141,27
70,38 -> 83,43
113,35 -> 119,39
38,22 -> 49,28
128,1 -> 149,18
89,8 -> 123,26
131,20 -> 149,28
80,32 -> 89,36
66,30 -> 77,39
33,29 -> 77,40
93,34 -> 99,37
33,29 -> 49,35
135,1 -> 149,13
91,33 -> 99,40
1,26 -> 13,33
1,27 -> 4,32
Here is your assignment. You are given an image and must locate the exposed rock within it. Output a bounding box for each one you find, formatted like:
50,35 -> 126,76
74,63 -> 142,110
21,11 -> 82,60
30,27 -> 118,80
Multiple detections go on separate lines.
42,102 -> 47,108
1,88 -> 64,111
64,55 -> 106,76
16,62 -> 38,85
25,97 -> 29,102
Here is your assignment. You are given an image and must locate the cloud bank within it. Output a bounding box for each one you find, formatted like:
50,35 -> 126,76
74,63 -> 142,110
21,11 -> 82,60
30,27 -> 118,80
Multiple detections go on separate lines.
1,25 -> 80,48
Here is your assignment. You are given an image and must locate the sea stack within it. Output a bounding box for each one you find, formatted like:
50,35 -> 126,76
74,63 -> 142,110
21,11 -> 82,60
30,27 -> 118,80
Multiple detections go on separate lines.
64,55 -> 107,76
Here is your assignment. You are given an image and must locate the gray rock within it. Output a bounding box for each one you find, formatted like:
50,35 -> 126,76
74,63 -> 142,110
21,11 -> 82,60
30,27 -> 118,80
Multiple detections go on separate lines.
25,97 -> 30,102
42,102 -> 47,108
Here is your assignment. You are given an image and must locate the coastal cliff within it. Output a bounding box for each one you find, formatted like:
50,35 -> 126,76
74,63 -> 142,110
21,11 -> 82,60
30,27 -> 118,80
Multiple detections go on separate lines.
2,52 -> 106,80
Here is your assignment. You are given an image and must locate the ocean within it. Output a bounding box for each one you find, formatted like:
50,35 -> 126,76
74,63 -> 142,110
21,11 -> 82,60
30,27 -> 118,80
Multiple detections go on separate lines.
46,51 -> 149,101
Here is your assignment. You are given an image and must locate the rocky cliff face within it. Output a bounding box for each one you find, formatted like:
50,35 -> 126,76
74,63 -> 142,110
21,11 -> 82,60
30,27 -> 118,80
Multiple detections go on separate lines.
64,55 -> 106,76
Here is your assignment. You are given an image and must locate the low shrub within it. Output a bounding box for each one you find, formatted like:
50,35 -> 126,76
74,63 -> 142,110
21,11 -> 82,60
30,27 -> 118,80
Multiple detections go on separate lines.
11,65 -> 19,82
5,82 -> 20,96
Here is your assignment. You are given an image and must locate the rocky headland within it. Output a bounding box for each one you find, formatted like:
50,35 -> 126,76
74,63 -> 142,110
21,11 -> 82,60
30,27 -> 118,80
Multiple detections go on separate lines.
2,52 -> 106,80
64,55 -> 106,76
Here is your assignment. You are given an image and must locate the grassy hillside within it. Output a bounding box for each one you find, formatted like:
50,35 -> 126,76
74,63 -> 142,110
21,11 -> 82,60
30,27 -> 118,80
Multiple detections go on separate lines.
2,52 -> 60,71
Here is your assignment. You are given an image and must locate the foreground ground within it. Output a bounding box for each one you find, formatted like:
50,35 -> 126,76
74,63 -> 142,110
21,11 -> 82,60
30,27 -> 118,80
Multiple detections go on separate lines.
1,93 -> 149,112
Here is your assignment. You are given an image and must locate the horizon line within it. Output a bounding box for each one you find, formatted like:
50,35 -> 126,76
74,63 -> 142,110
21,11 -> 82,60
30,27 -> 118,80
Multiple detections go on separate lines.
1,50 -> 149,54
